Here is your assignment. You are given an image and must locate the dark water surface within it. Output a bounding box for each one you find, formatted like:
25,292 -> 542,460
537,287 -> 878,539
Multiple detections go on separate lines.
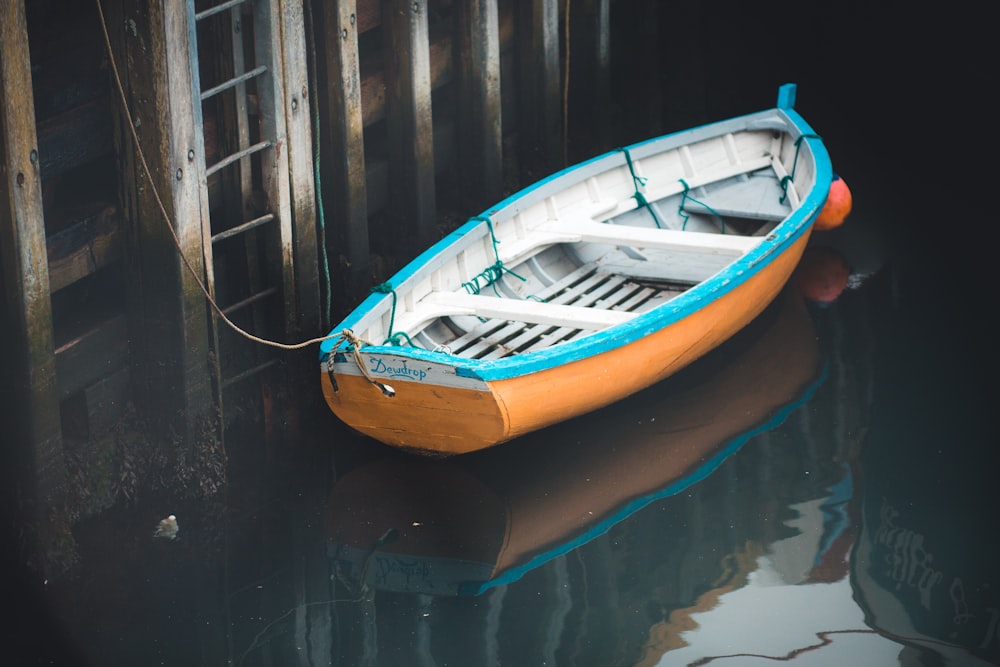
11,154 -> 999,666
8,4 -> 997,663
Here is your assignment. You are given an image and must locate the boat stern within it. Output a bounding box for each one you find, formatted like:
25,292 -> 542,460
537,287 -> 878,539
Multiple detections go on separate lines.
320,348 -> 512,455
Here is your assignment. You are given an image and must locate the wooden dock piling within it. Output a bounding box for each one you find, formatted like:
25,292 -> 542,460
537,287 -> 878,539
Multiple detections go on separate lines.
104,0 -> 216,447
277,0 -> 321,336
382,0 -> 437,253
456,0 -> 503,211
517,0 -> 563,177
2,0 -> 661,577
317,0 -> 371,307
0,0 -> 66,568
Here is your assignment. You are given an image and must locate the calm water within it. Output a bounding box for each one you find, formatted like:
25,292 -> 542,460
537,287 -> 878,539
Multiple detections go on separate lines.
10,170 -> 998,667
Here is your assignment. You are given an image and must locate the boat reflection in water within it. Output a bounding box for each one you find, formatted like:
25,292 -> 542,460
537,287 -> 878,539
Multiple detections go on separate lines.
326,286 -> 827,599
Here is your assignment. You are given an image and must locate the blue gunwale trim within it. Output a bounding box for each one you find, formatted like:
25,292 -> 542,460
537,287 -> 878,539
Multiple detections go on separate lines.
320,89 -> 833,385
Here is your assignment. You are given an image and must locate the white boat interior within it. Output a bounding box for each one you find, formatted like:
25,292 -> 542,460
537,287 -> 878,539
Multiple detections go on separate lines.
352,124 -> 812,362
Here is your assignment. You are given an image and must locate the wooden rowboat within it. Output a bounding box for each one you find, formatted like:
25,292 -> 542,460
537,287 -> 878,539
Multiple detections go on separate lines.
319,83 -> 837,455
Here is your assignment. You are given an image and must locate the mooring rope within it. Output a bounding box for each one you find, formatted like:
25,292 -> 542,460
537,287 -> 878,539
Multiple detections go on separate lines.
95,0 -> 340,351
323,329 -> 395,396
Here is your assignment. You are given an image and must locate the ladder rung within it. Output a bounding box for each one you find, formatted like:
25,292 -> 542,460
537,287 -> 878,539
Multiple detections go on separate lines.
205,140 -> 272,177
221,358 -> 279,389
222,287 -> 277,315
200,65 -> 269,101
195,0 -> 251,22
212,213 -> 275,244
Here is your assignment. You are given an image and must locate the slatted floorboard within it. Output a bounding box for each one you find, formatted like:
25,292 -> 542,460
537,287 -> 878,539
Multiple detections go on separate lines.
418,263 -> 684,360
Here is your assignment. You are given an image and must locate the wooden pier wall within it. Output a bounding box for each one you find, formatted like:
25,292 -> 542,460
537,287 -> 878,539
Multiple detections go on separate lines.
1,0 -> 661,576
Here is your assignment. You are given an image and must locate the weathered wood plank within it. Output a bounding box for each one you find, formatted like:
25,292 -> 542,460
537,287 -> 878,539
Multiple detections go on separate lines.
278,0 -> 320,335
36,98 -> 114,181
537,221 -> 760,255
105,0 -> 215,445
444,262 -> 601,354
252,0 -> 297,338
381,0 -> 437,252
455,0 -> 503,211
0,0 -> 65,565
355,0 -> 381,33
45,203 -> 120,292
419,291 -> 635,329
517,0 -> 562,178
319,0 -> 371,304
477,271 -> 634,360
356,5 -> 514,129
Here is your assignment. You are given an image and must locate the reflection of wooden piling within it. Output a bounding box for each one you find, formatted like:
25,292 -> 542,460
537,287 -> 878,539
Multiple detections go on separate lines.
0,0 -> 66,552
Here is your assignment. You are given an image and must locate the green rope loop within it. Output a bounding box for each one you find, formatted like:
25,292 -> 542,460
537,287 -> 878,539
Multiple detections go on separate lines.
384,331 -> 416,347
304,0 -> 332,330
370,282 -> 411,346
462,215 -> 526,296
677,179 -> 726,233
619,147 -> 663,227
780,133 -> 820,204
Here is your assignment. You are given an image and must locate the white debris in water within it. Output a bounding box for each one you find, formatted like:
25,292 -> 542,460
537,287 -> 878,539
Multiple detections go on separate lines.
153,514 -> 179,540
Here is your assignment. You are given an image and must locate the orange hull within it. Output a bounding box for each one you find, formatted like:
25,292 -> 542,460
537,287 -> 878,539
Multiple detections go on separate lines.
323,233 -> 811,455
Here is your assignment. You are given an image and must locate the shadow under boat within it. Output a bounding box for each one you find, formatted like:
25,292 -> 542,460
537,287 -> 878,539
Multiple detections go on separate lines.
326,286 -> 827,597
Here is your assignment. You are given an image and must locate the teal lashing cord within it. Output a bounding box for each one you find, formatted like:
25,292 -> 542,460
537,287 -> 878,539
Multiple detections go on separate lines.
677,179 -> 726,233
461,215 -> 527,296
619,147 -> 665,228
371,283 -> 414,346
779,133 -> 820,204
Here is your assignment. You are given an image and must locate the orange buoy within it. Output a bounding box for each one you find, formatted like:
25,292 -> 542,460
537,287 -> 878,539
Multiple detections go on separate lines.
815,174 -> 852,231
794,246 -> 850,304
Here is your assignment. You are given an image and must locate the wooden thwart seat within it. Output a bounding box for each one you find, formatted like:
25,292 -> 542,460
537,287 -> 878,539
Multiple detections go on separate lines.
421,292 -> 635,330
441,263 -> 608,356
391,221 -> 760,353
534,221 -> 760,255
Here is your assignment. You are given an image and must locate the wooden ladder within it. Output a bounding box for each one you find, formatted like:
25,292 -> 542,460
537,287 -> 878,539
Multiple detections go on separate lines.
185,0 -> 318,421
